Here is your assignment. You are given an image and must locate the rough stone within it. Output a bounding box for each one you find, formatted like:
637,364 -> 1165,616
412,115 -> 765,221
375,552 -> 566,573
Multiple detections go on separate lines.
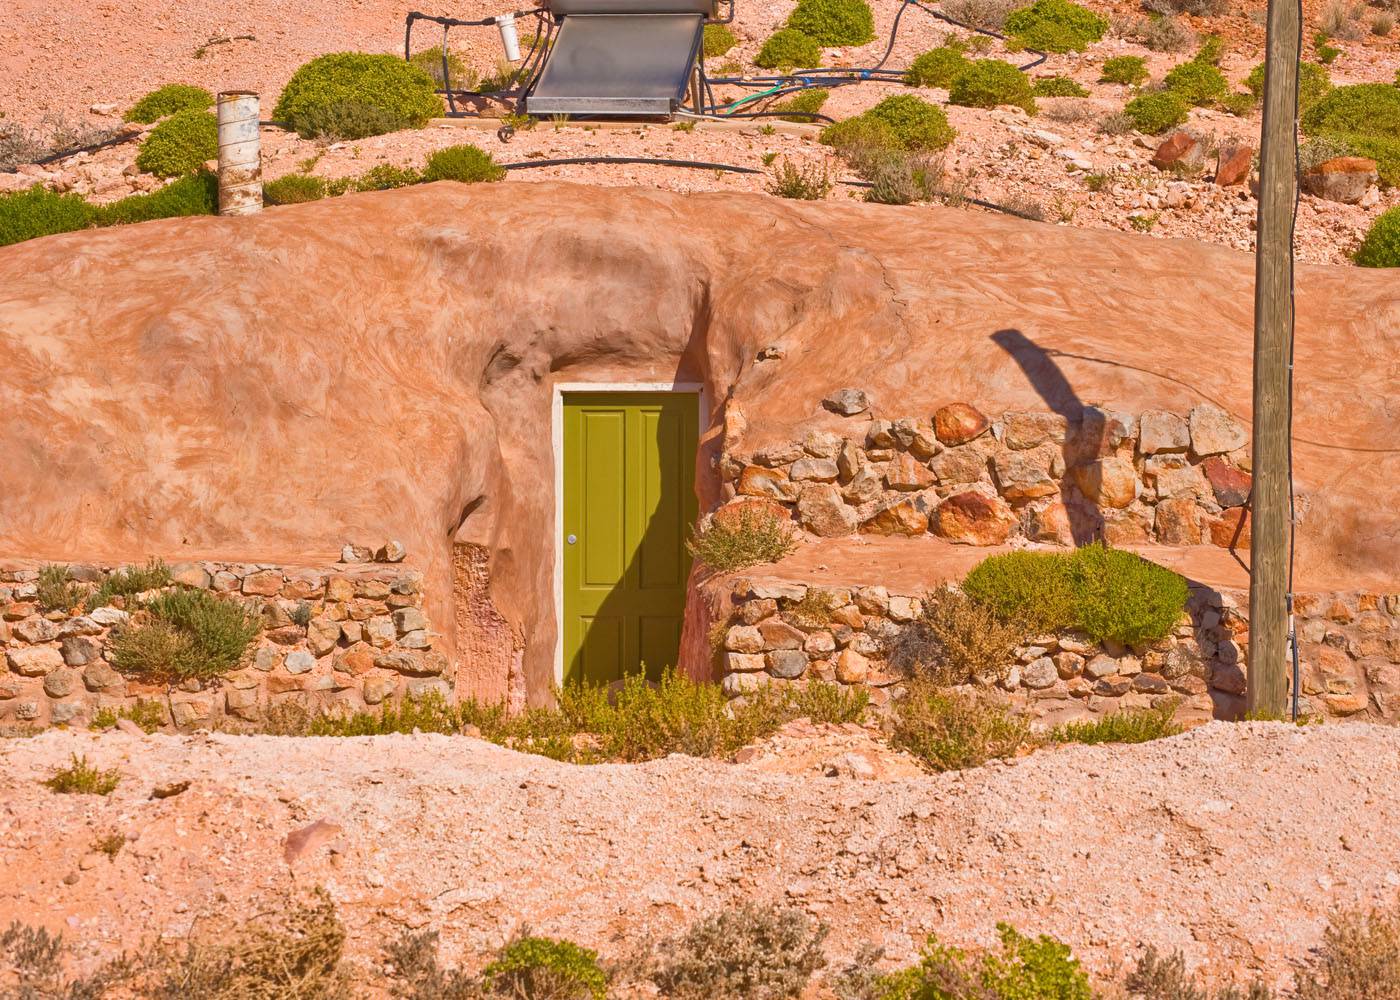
1084,654 -> 1118,679
993,445 -> 1059,502
1155,497 -> 1203,545
1133,673 -> 1171,694
378,539 -> 407,563
885,453 -> 935,492
1302,157 -> 1379,204
241,570 -> 284,596
1025,499 -> 1075,546
1002,412 -> 1068,450
1214,144 -> 1253,187
392,607 -> 429,635
7,647 -> 63,676
841,464 -> 884,504
1144,454 -> 1209,501
307,617 -> 341,656
933,403 -> 990,445
365,617 -> 396,649
796,483 -> 859,537
722,672 -> 767,698
932,488 -> 1017,545
399,630 -> 432,650
283,650 -> 316,675
790,457 -> 839,482
725,625 -> 764,653
1054,651 -> 1085,678
929,444 -> 991,487
1139,410 -> 1190,454
49,702 -> 81,725
340,544 -> 373,563
804,631 -> 836,655
765,649 -> 808,679
835,439 -> 863,481
802,430 -> 842,458
1210,507 -> 1251,549
43,670 -> 77,698
861,496 -> 931,536
59,636 -> 101,667
362,675 -> 397,704
82,662 -> 124,691
1071,456 -> 1136,508
334,646 -> 376,676
758,618 -> 806,650
1151,132 -> 1203,171
855,587 -> 889,616
1202,456 -> 1252,508
823,388 -> 870,416
57,616 -> 102,638
725,651 -> 766,673
1022,657 -> 1058,689
14,617 -> 58,643
835,648 -> 870,683
1189,403 -> 1248,457
738,466 -> 795,501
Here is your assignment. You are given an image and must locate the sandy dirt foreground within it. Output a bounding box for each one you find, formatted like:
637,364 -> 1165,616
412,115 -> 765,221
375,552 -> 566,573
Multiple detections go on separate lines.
1,721 -> 1397,990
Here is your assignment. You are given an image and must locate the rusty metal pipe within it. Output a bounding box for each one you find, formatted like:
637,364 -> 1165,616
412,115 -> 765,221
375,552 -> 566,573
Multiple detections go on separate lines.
217,91 -> 262,216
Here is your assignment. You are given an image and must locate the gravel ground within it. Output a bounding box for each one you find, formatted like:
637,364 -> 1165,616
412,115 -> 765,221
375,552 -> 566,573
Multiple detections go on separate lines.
2,721 -> 1399,991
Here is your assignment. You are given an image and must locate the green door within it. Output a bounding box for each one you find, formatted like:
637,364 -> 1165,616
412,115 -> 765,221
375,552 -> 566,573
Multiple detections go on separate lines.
562,392 -> 698,686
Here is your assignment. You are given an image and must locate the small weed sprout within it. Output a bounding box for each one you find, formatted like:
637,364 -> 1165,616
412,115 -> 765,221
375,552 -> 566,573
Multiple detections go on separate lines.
483,934 -> 608,1000
1050,703 -> 1183,745
43,754 -> 121,796
92,832 -> 127,860
36,564 -> 86,612
766,156 -> 834,199
889,681 -> 1030,771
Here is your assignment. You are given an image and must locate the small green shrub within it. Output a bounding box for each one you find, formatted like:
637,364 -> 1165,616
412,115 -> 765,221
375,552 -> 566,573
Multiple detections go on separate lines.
1164,59 -> 1228,106
263,173 -> 327,205
851,147 -> 947,205
98,172 -> 219,225
1100,55 -> 1148,86
766,156 -> 833,199
1050,702 -> 1183,745
1141,14 -> 1197,53
886,586 -> 1026,684
112,589 -> 259,684
275,52 -> 443,139
982,923 -> 1094,1000
889,681 -> 1030,771
1356,207 -> 1400,268
866,94 -> 957,150
0,185 -> 98,247
819,114 -> 904,153
907,45 -> 972,88
36,564 -> 86,612
652,903 -> 828,1000
1314,31 -> 1342,65
702,22 -> 738,58
1220,91 -> 1258,117
949,59 -> 1038,113
483,935 -> 607,1000
1194,32 -> 1226,66
135,109 -> 217,177
125,84 -> 213,123
962,550 -> 1075,633
89,699 -> 168,734
784,681 -> 870,724
773,87 -> 829,121
1302,83 -> 1400,140
1124,90 -> 1189,133
787,0 -> 876,45
1032,75 -> 1089,98
687,504 -> 796,572
1069,543 -> 1189,645
755,28 -> 822,70
92,832 -> 126,859
408,48 -> 468,87
421,143 -> 506,183
90,559 -> 172,609
1003,0 -> 1108,53
43,754 -> 121,795
352,163 -> 423,190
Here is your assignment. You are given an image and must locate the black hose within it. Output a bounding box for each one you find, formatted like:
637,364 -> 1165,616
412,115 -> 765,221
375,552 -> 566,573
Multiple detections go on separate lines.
2,130 -> 143,174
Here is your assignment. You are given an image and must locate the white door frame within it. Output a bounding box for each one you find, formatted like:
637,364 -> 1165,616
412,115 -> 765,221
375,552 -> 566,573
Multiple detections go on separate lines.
551,381 -> 707,687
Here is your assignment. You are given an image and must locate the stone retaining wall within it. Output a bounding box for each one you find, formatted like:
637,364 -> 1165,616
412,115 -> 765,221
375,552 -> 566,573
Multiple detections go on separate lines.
713,577 -> 1400,726
0,559 -> 445,732
720,401 -> 1254,548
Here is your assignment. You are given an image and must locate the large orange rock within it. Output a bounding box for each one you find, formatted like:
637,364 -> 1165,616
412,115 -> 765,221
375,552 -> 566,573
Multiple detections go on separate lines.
933,403 -> 990,446
932,489 -> 1018,545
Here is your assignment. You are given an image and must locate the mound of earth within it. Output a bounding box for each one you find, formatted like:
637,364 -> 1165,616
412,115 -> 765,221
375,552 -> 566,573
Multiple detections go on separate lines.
2,721 -> 1398,989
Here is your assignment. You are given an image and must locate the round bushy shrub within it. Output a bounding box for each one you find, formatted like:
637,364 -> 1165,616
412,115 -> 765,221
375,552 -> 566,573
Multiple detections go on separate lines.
1032,75 -> 1089,97
906,45 -> 972,88
135,109 -> 217,177
421,144 -> 506,183
263,174 -> 328,206
773,87 -> 830,121
1004,0 -> 1108,53
1124,90 -> 1189,133
1242,61 -> 1331,111
702,22 -> 737,58
483,936 -> 607,1000
787,0 -> 875,45
1163,59 -> 1229,106
1100,55 -> 1148,86
124,83 -> 214,123
866,94 -> 956,150
949,59 -> 1038,113
1356,206 -> 1400,267
274,52 -> 443,139
1301,83 -> 1400,139
755,28 -> 821,69
0,185 -> 97,247
819,114 -> 903,152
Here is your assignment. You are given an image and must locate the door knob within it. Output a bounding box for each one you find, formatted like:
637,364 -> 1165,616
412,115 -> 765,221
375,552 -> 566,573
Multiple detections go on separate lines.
567,534 -> 578,545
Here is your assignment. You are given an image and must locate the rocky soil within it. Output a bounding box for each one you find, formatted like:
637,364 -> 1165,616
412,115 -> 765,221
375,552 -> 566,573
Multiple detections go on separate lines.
3,0 -> 1398,263
3,720 -> 1400,991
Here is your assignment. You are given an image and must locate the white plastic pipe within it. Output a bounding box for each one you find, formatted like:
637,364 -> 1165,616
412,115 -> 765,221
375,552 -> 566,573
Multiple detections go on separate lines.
496,14 -> 521,62
216,91 -> 261,216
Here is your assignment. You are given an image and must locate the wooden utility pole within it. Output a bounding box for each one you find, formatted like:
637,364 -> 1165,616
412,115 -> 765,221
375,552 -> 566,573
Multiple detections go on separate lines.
1248,0 -> 1301,716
